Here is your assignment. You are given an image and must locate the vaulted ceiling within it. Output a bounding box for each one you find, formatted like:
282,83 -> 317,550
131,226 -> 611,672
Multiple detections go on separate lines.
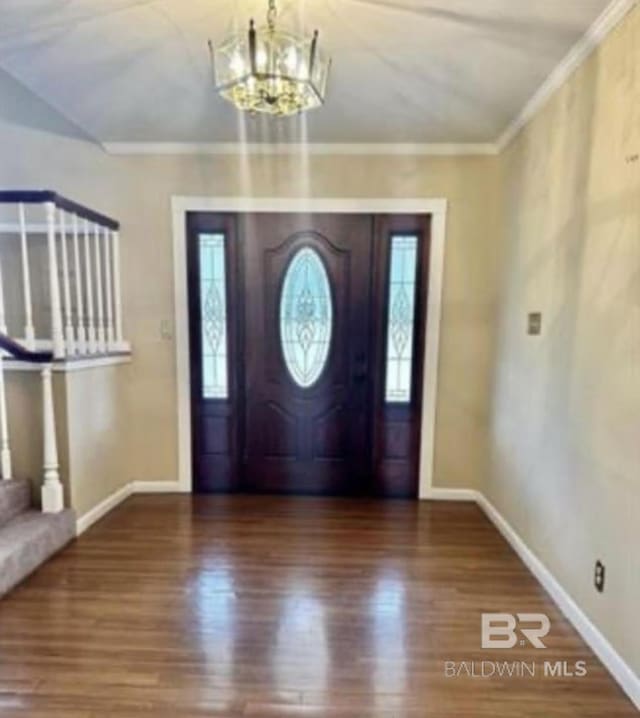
0,0 -> 612,145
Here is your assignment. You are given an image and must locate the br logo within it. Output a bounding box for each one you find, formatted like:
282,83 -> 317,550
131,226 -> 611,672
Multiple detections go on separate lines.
481,613 -> 550,649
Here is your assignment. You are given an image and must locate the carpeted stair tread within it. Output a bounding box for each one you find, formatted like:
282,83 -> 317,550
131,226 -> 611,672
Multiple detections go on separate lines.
0,508 -> 75,597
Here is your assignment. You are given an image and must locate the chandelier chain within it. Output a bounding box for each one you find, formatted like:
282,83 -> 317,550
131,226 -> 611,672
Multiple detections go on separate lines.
267,0 -> 277,31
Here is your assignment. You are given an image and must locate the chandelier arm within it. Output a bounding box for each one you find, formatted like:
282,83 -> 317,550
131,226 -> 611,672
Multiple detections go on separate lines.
309,30 -> 319,80
248,19 -> 257,75
207,39 -> 216,81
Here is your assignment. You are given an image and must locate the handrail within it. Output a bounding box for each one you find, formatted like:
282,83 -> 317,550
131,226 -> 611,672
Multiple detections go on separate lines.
0,190 -> 119,231
0,333 -> 53,364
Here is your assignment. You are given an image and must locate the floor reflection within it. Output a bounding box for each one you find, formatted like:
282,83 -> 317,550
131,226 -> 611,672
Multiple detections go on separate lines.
274,587 -> 329,696
193,558 -> 236,706
370,571 -> 407,711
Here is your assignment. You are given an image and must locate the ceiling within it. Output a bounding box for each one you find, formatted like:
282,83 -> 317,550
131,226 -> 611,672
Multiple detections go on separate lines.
0,0 -> 612,145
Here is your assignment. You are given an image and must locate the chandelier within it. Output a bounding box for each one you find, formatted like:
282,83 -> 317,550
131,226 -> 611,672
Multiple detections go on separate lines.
211,0 -> 331,117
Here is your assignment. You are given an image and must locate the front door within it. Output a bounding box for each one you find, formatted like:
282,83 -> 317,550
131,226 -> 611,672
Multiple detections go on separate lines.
187,211 -> 430,498
243,213 -> 373,495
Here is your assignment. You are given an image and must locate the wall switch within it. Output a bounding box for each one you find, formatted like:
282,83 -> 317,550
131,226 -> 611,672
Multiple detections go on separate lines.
160,319 -> 173,340
527,312 -> 542,336
594,560 -> 605,593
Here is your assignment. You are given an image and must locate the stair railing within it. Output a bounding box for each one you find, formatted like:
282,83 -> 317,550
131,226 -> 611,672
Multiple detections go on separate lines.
0,191 -> 127,359
0,333 -> 63,513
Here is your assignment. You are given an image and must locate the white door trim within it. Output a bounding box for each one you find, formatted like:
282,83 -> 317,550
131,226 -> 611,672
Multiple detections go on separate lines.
171,196 -> 448,497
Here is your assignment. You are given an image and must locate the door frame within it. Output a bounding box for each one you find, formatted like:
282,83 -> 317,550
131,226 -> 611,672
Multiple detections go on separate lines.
171,196 -> 448,498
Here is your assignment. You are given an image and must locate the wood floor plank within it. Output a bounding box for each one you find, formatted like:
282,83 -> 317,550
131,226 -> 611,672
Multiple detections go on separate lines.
0,495 -> 635,717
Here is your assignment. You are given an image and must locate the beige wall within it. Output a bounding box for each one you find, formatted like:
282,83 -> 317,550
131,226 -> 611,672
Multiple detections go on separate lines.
63,365 -> 132,516
488,5 -> 640,677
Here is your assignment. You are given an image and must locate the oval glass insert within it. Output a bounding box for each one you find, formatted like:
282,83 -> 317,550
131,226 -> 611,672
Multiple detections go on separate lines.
280,247 -> 333,388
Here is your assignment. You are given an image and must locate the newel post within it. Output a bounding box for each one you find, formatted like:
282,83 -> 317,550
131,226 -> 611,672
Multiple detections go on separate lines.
41,365 -> 63,513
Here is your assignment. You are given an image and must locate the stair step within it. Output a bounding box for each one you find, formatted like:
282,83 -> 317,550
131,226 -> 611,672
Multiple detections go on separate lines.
0,509 -> 75,597
0,479 -> 31,529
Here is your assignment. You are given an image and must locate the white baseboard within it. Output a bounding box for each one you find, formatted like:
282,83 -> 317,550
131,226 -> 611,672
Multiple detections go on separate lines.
423,487 -> 480,502
75,483 -> 133,535
75,480 -> 185,534
131,480 -> 186,493
475,492 -> 640,711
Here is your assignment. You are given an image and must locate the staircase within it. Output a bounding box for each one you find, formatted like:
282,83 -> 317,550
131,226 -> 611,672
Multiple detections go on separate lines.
0,191 -> 129,598
0,478 -> 74,596
0,332 -> 75,597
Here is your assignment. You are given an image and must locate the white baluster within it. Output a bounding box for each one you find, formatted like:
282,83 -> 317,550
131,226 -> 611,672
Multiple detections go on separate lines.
0,260 -> 10,480
93,224 -> 105,353
58,210 -> 76,355
41,365 -> 63,513
83,219 -> 97,353
45,203 -> 65,359
0,356 -> 12,480
112,229 -> 124,349
72,215 -> 87,354
18,204 -> 36,350
103,227 -> 114,350
0,262 -> 7,335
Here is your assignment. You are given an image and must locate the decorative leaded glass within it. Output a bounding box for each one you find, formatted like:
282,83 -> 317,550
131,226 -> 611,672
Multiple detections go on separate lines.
199,233 -> 229,399
384,235 -> 418,403
280,247 -> 333,388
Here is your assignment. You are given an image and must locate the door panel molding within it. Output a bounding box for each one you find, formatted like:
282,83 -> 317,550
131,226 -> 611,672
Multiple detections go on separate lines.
173,197 -> 448,498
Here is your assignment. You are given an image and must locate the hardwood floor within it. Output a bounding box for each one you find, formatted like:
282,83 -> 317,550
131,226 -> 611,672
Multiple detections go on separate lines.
0,495 -> 635,717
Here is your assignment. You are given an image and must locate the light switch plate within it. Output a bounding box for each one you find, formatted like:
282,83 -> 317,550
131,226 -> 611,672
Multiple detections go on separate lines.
528,312 -> 542,336
160,319 -> 173,340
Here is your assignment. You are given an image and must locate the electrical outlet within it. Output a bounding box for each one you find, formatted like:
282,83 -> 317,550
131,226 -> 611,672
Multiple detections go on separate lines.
594,560 -> 605,593
527,312 -> 542,336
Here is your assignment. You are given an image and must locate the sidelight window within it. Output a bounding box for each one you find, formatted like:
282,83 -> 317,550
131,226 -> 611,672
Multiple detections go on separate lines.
280,247 -> 333,388
199,233 -> 229,399
384,235 -> 419,403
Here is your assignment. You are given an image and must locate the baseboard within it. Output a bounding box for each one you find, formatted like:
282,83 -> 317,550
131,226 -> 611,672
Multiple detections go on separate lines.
475,492 -> 640,711
423,487 -> 480,502
131,480 -> 186,493
75,483 -> 133,535
75,481 -> 184,534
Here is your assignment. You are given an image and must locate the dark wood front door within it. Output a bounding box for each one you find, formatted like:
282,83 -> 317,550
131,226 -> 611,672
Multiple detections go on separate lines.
188,211 -> 430,498
243,213 -> 373,495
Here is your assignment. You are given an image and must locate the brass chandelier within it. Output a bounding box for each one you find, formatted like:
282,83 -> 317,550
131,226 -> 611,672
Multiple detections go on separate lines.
211,0 -> 331,117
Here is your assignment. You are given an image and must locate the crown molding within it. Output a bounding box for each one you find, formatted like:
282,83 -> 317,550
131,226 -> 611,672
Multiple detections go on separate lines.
496,0 -> 638,151
101,141 -> 498,157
